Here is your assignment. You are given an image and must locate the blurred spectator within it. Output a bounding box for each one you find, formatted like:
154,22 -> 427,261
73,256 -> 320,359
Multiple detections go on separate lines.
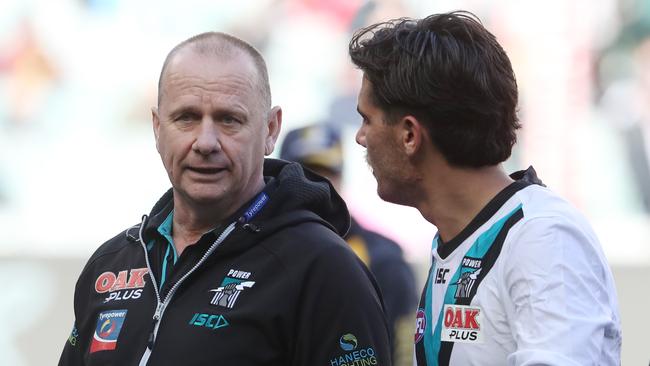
599,19 -> 650,213
0,20 -> 58,129
280,123 -> 418,366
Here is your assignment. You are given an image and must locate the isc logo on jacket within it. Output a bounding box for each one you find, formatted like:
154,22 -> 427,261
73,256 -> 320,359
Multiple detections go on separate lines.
441,304 -> 482,343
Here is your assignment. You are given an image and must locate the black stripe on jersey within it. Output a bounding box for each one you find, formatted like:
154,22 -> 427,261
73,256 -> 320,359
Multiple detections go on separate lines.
437,207 -> 524,365
461,208 -> 524,305
437,181 -> 530,259
415,267 -> 432,366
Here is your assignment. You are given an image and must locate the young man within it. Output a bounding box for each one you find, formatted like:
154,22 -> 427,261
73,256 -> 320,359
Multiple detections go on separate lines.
59,32 -> 391,365
280,123 -> 418,366
349,11 -> 622,365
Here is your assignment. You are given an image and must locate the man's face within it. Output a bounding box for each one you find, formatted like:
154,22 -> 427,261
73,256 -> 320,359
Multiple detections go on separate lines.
355,76 -> 409,204
153,49 -> 279,212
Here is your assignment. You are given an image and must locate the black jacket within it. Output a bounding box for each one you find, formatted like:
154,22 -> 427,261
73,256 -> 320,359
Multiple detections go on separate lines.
59,159 -> 391,366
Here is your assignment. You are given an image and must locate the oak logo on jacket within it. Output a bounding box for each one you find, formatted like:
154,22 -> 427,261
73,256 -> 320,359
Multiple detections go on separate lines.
95,268 -> 149,303
89,309 -> 127,353
209,271 -> 255,309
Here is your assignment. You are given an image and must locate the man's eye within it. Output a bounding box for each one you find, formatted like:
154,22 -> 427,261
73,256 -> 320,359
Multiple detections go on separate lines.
176,113 -> 197,122
222,115 -> 239,124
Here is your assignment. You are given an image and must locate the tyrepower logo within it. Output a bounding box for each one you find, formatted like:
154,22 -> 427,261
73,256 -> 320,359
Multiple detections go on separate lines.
95,268 -> 148,303
441,304 -> 482,344
90,309 -> 127,353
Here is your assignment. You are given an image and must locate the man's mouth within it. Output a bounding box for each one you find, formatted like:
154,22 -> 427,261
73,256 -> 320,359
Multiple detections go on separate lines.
188,167 -> 226,174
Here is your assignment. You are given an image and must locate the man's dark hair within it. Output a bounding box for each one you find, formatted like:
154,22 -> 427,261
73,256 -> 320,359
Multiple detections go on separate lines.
158,32 -> 271,109
349,11 -> 520,168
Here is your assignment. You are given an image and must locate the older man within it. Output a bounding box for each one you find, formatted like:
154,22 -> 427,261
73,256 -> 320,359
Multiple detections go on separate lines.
59,32 -> 390,366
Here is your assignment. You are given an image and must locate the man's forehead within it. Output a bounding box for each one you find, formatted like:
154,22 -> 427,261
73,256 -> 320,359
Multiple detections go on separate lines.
158,49 -> 262,106
165,48 -> 256,82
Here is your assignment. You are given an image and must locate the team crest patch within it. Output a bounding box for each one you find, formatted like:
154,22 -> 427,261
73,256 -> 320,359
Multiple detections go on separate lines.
454,257 -> 482,300
209,269 -> 255,309
441,304 -> 482,343
90,309 -> 128,353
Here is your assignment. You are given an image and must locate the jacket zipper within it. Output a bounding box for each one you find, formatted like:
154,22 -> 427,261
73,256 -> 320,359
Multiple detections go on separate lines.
137,218 -> 237,366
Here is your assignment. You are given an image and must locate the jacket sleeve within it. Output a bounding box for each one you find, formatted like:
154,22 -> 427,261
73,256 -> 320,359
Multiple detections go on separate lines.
59,259 -> 94,366
58,321 -> 84,366
500,217 -> 622,365
291,243 -> 392,366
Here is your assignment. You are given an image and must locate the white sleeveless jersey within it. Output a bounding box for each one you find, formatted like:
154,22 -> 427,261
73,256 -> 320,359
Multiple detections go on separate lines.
414,168 -> 621,366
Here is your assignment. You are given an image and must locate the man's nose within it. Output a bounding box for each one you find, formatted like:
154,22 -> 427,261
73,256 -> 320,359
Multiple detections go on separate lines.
355,126 -> 367,147
193,117 -> 221,155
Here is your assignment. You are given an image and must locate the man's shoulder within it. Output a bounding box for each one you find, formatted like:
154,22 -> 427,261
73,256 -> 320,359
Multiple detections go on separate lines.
84,225 -> 142,269
259,220 -> 356,267
268,220 -> 347,250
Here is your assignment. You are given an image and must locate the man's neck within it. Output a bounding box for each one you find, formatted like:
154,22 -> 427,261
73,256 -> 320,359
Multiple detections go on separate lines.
171,207 -> 217,256
418,164 -> 513,244
168,179 -> 266,255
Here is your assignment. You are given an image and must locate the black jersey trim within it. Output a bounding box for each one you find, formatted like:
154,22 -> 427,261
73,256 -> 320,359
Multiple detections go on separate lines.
437,181 -> 529,260
437,207 -> 524,365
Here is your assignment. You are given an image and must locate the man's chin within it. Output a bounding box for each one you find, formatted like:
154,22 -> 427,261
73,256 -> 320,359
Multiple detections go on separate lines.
176,188 -> 227,207
376,184 -> 406,207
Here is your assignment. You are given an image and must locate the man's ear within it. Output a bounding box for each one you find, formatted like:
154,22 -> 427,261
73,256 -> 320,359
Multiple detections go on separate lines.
400,115 -> 424,157
152,107 -> 161,152
265,106 -> 282,155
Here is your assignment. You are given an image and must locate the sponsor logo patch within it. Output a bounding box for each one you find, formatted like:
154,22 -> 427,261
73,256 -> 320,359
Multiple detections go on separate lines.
414,308 -> 426,344
209,270 -> 255,309
339,333 -> 358,351
189,313 -> 230,330
95,268 -> 148,303
441,304 -> 482,344
90,309 -> 127,353
330,333 -> 377,366
68,325 -> 79,347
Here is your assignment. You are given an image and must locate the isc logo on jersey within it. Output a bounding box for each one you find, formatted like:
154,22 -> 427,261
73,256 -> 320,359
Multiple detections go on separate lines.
441,304 -> 482,344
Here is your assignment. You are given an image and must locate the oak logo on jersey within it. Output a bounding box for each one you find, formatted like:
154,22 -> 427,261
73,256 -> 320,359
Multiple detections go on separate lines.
209,269 -> 255,309
454,257 -> 482,300
90,309 -> 128,353
414,308 -> 427,343
441,304 -> 482,344
95,268 -> 149,303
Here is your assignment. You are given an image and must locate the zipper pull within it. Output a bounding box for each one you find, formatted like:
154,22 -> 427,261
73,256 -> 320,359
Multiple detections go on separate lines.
147,302 -> 164,350
153,302 -> 163,320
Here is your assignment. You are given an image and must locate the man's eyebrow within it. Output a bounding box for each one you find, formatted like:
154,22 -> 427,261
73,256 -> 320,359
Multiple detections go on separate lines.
168,105 -> 201,117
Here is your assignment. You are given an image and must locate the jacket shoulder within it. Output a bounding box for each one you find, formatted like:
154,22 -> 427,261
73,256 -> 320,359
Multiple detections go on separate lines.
259,220 -> 354,268
79,224 -> 141,277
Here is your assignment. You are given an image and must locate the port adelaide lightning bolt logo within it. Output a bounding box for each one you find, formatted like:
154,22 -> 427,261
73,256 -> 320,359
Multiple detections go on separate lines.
209,269 -> 255,309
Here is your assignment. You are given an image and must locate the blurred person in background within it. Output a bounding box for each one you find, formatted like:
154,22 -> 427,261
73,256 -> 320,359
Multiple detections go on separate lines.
58,31 -> 391,365
598,19 -> 650,213
280,123 -> 418,366
349,10 -> 622,365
